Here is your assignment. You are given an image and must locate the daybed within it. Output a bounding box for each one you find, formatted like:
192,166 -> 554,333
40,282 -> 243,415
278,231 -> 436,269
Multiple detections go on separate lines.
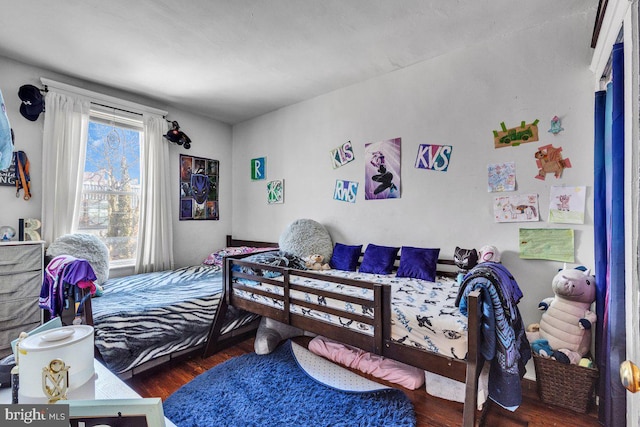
214,241 -> 529,427
89,236 -> 277,378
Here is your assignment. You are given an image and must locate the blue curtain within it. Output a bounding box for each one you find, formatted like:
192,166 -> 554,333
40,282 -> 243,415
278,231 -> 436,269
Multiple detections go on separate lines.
594,42 -> 626,427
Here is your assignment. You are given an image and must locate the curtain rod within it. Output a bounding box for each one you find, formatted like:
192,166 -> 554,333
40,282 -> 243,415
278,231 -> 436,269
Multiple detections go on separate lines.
91,101 -> 142,117
40,77 -> 168,117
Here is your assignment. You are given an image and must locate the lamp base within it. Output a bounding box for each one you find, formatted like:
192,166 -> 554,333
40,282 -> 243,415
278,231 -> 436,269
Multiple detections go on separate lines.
17,372 -> 95,404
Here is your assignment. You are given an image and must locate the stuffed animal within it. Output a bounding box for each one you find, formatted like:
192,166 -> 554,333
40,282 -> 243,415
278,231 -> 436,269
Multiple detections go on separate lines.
304,254 -> 330,270
526,265 -> 596,364
254,317 -> 306,355
530,338 -> 553,358
530,338 -> 579,364
478,245 -> 501,263
454,247 -> 478,285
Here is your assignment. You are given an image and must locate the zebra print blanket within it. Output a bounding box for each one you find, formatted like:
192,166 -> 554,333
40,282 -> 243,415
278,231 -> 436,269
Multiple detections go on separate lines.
92,265 -> 247,374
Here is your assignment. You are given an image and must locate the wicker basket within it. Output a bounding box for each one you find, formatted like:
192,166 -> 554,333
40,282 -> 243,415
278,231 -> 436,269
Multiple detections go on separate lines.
533,354 -> 599,413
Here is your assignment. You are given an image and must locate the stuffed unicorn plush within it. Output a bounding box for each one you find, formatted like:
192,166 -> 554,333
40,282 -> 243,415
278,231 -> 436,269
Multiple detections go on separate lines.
526,265 -> 596,364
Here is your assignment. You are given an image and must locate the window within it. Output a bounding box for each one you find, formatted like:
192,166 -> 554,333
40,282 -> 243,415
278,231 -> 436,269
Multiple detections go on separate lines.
76,108 -> 143,267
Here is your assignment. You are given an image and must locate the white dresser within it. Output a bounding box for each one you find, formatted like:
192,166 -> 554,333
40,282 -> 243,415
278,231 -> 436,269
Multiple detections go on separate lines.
0,240 -> 45,358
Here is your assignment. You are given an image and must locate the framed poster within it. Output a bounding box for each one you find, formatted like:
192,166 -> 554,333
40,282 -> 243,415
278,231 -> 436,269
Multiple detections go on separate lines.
180,154 -> 219,220
364,137 -> 401,200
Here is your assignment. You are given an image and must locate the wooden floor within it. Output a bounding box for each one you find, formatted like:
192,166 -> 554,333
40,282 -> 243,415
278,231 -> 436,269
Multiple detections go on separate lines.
125,337 -> 601,427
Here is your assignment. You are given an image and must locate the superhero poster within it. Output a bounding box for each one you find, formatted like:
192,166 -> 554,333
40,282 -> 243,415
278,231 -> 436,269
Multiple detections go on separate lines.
364,138 -> 401,200
180,154 -> 219,220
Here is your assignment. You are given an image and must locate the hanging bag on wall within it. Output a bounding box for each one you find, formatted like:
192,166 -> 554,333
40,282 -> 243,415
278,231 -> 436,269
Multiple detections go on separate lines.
14,150 -> 31,200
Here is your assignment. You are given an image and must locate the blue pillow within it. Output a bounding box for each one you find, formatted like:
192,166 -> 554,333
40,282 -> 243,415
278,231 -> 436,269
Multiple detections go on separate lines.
396,246 -> 440,282
330,243 -> 363,271
359,244 -> 400,274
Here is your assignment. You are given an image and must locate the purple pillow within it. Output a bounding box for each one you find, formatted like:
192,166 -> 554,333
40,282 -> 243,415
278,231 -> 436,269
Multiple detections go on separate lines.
330,243 -> 363,271
359,244 -> 400,274
396,246 -> 440,282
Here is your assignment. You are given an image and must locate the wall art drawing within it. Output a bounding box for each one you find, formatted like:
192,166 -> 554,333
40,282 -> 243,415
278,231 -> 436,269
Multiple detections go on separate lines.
494,193 -> 539,223
548,185 -> 586,224
534,144 -> 571,180
251,157 -> 266,180
333,179 -> 358,203
493,120 -> 539,148
414,144 -> 452,171
330,141 -> 355,169
267,179 -> 284,204
487,162 -> 516,192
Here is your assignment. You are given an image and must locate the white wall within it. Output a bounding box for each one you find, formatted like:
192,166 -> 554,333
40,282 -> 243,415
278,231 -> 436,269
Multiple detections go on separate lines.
0,56 -> 233,274
231,10 -> 596,334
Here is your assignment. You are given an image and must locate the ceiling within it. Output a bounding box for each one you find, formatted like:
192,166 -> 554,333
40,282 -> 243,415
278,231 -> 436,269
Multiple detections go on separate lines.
0,0 -> 595,125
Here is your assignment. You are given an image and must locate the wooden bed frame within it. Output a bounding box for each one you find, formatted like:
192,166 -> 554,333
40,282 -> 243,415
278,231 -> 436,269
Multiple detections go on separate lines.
206,236 -> 487,427
202,236 -> 281,359
64,236 -> 268,379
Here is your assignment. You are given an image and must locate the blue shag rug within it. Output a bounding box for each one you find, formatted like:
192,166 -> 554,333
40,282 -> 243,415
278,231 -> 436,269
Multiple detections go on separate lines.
164,340 -> 416,427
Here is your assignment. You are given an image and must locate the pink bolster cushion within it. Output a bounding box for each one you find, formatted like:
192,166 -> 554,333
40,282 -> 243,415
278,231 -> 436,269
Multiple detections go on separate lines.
308,335 -> 425,390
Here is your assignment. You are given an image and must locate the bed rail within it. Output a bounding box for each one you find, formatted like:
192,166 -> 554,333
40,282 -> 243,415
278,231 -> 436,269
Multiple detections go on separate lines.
224,253 -> 484,427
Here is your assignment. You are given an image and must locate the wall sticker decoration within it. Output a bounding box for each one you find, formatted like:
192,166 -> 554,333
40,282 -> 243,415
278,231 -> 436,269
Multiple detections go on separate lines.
267,179 -> 284,204
493,120 -> 539,148
534,144 -> 572,180
414,144 -> 452,171
548,185 -> 586,224
330,141 -> 355,169
180,154 -> 219,220
364,137 -> 401,200
251,157 -> 266,180
333,179 -> 358,203
548,116 -> 564,135
487,162 -> 516,192
494,193 -> 539,223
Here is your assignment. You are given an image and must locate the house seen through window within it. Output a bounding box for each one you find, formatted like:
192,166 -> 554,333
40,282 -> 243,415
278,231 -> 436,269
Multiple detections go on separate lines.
76,108 -> 142,266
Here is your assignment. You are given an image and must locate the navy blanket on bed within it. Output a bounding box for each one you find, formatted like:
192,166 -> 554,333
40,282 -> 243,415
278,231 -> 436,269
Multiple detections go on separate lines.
456,262 -> 531,410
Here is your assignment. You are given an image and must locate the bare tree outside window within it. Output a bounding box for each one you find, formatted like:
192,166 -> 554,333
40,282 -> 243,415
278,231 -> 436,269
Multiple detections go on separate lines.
77,117 -> 142,266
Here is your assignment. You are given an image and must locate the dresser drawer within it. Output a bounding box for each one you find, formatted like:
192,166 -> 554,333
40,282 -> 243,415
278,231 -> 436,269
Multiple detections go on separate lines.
0,270 -> 41,300
0,244 -> 42,274
0,320 -> 40,358
0,297 -> 40,330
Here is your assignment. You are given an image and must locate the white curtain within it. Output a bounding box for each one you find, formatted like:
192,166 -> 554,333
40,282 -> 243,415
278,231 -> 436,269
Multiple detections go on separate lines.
135,114 -> 174,273
41,91 -> 90,244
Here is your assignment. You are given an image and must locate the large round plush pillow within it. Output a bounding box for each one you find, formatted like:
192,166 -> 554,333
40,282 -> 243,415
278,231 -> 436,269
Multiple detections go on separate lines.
47,233 -> 110,285
279,219 -> 333,261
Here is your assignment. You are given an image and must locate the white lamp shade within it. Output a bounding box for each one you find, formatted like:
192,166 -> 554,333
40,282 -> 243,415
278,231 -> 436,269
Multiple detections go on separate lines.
17,325 -> 94,401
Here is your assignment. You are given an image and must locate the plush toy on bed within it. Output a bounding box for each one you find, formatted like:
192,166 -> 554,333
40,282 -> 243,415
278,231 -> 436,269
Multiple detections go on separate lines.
304,254 -> 330,270
526,265 -> 596,364
478,245 -> 501,263
454,247 -> 478,285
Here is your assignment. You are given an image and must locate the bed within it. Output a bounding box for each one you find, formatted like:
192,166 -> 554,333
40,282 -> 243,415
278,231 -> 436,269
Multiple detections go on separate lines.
215,240 -> 529,427
90,236 -> 277,378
